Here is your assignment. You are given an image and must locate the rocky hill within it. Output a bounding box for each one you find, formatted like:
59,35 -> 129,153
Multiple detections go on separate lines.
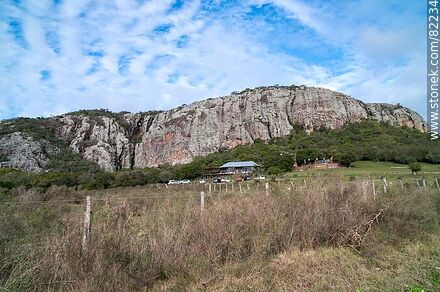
0,85 -> 426,172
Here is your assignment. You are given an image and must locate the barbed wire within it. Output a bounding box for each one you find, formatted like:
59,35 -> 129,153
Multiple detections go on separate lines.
0,177 -> 437,206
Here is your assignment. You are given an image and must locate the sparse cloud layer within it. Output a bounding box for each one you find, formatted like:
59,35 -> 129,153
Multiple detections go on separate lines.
0,0 -> 425,119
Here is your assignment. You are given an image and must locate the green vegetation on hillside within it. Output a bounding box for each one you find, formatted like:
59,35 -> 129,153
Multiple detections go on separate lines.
0,120 -> 438,190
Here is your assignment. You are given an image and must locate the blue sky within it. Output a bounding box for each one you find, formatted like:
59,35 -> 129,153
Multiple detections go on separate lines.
0,0 -> 425,119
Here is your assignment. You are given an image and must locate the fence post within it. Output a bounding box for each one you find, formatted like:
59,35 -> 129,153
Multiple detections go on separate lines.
208,183 -> 212,194
82,196 -> 91,253
225,183 -> 228,193
265,182 -> 270,196
436,178 -> 440,192
239,182 -> 243,194
383,178 -> 388,193
422,179 -> 427,190
231,182 -> 235,193
200,192 -> 205,212
416,180 -> 421,190
247,183 -> 250,191
372,181 -> 376,199
399,179 -> 403,189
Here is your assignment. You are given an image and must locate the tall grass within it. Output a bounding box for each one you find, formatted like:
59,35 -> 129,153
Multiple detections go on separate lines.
0,178 -> 439,291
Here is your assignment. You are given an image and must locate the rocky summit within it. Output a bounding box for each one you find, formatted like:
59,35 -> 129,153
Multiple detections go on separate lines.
0,85 -> 426,172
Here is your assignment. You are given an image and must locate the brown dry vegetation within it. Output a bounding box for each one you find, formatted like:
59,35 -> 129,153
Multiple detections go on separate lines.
1,178 -> 440,291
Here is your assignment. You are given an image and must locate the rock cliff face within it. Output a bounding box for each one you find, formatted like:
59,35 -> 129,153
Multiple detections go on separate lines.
0,85 -> 427,172
52,85 -> 425,171
0,132 -> 59,172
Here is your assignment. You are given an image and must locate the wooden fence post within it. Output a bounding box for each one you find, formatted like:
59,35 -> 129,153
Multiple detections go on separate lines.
239,182 -> 243,194
416,180 -> 421,190
435,178 -> 440,192
383,178 -> 388,193
372,181 -> 376,199
422,179 -> 427,190
225,183 -> 228,193
399,179 -> 403,189
82,196 -> 91,253
247,183 -> 250,191
231,182 -> 235,193
200,192 -> 205,212
265,182 -> 270,196
208,183 -> 212,194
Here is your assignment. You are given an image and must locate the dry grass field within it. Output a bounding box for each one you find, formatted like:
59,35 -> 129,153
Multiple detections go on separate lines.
1,176 -> 440,291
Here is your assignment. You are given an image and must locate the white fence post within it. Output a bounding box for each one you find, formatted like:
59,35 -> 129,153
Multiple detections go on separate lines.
239,182 -> 243,194
435,178 -> 440,192
372,181 -> 376,199
265,182 -> 270,196
82,196 -> 91,253
383,178 -> 388,193
200,192 -> 205,212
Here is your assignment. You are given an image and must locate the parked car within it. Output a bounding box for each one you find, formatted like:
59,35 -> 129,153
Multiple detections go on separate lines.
199,180 -> 206,184
255,175 -> 266,180
243,175 -> 252,181
212,178 -> 222,183
180,179 -> 191,184
221,178 -> 231,183
168,180 -> 179,185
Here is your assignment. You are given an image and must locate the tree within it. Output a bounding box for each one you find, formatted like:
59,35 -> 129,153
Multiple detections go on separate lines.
335,149 -> 358,167
408,162 -> 421,175
266,166 -> 283,175
158,170 -> 173,183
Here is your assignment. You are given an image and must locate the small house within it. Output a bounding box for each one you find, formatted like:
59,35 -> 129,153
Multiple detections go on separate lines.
219,161 -> 260,174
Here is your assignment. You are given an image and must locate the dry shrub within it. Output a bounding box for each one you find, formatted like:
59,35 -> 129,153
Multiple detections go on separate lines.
35,178 -> 380,290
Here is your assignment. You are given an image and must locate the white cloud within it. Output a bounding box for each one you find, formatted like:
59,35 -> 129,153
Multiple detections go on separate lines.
0,0 -> 426,119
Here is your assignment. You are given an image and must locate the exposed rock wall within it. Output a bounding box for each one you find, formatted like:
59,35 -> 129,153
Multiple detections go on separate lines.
53,85 -> 426,170
0,132 -> 59,172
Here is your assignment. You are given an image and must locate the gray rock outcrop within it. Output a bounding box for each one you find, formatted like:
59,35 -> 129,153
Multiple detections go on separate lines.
53,85 -> 426,170
0,132 -> 59,172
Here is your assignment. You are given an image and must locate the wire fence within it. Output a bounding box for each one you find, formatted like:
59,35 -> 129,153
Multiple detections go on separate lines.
2,176 -> 439,207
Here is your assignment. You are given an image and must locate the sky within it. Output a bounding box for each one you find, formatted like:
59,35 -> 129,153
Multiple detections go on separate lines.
0,0 -> 425,119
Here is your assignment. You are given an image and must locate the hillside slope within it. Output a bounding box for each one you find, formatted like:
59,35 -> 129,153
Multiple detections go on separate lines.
0,85 -> 426,172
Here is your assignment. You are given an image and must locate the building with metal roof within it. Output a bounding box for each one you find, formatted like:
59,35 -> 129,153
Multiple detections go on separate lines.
218,161 -> 260,175
219,161 -> 259,168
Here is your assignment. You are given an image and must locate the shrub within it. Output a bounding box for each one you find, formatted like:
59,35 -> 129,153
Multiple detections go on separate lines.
409,162 -> 422,174
267,166 -> 283,175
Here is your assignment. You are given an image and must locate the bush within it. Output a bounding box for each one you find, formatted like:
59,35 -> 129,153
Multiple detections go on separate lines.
409,162 -> 422,174
267,166 -> 283,175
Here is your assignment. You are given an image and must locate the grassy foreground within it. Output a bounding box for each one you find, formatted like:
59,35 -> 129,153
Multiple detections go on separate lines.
1,177 -> 440,291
